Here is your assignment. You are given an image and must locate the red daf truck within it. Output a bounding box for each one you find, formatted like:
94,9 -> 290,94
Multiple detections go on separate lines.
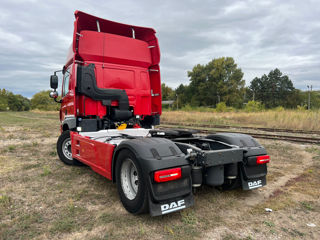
49,11 -> 270,216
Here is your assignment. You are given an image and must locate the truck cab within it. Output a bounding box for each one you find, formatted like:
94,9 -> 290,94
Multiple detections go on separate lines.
50,10 -> 161,133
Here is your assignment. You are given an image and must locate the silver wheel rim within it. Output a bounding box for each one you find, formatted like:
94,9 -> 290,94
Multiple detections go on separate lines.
62,138 -> 72,160
120,158 -> 139,200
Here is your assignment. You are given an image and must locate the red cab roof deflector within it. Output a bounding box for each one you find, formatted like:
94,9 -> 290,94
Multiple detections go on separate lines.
74,10 -> 156,41
71,11 -> 159,64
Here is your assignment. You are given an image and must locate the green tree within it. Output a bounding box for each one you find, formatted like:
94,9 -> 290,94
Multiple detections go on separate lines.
286,89 -> 304,108
297,90 -> 320,109
249,69 -> 295,108
187,57 -> 245,107
161,83 -> 175,100
0,89 -> 9,111
7,93 -> 30,111
175,84 -> 195,107
310,91 -> 320,109
244,100 -> 264,112
31,90 -> 59,111
0,89 -> 30,111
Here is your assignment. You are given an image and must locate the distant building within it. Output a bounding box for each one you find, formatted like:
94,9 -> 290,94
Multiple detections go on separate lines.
162,100 -> 174,108
162,100 -> 174,105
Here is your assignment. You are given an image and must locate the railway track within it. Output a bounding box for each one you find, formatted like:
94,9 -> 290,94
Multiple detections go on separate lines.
159,123 -> 320,144
161,121 -> 320,135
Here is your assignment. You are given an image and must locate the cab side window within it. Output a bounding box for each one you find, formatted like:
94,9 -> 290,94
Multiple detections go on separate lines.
62,68 -> 70,97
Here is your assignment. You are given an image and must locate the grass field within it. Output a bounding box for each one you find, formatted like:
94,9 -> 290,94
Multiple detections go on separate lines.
1,111 -> 320,239
162,110 -> 320,131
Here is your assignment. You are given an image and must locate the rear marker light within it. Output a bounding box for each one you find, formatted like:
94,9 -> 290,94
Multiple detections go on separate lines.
256,155 -> 270,164
154,168 -> 182,183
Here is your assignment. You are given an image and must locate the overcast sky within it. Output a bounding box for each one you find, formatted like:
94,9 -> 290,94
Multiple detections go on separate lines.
0,0 -> 319,98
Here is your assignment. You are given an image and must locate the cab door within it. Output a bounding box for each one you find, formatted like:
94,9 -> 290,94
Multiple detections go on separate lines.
60,65 -> 75,121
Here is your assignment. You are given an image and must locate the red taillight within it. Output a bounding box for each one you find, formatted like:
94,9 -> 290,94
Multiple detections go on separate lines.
256,155 -> 270,164
154,168 -> 182,183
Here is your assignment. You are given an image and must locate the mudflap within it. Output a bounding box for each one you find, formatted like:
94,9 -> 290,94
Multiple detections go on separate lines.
240,169 -> 267,190
148,193 -> 194,217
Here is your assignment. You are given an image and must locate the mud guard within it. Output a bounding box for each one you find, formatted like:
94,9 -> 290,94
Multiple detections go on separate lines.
113,137 -> 194,215
148,192 -> 194,217
112,138 -> 189,179
240,171 -> 267,190
206,133 -> 268,190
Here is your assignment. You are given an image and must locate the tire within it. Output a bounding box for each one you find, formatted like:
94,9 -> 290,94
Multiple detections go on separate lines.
57,130 -> 82,165
115,149 -> 148,214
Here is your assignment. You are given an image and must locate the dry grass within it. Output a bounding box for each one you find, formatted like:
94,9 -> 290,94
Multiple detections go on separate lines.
162,110 -> 320,131
1,111 -> 320,240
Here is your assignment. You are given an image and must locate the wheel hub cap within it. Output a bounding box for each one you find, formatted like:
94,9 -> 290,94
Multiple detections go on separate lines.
120,158 -> 139,200
62,138 -> 72,160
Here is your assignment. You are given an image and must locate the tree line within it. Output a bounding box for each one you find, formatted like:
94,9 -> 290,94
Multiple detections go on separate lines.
1,57 -> 319,112
0,89 -> 59,111
163,57 -> 320,110
0,89 -> 31,111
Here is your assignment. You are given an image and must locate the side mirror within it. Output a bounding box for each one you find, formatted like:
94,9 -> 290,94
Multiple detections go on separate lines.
50,75 -> 58,89
49,91 -> 59,99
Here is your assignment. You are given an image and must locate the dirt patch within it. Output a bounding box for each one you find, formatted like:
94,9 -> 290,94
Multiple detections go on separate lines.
204,141 -> 320,240
243,142 -> 314,206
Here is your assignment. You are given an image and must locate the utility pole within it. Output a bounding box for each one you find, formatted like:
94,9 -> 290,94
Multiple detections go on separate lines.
310,85 -> 312,109
176,94 -> 178,110
307,85 -> 310,110
307,85 -> 312,110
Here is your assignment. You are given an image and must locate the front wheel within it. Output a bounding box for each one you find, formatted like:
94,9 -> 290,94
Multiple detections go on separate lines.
57,130 -> 82,165
115,149 -> 148,214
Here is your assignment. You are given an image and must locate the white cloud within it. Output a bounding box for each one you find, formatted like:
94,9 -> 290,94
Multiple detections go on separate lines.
0,27 -> 22,43
0,0 -> 319,97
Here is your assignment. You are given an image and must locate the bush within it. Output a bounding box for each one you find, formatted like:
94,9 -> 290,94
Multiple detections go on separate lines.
274,106 -> 285,112
181,104 -> 194,112
244,101 -> 264,112
215,102 -> 227,112
297,105 -> 307,111
31,90 -> 60,111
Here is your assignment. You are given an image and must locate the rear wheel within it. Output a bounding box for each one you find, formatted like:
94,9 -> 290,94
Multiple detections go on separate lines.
116,149 -> 148,214
57,130 -> 82,165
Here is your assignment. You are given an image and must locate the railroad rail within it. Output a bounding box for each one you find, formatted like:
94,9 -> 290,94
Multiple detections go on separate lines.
159,123 -> 320,144
160,121 -> 320,135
